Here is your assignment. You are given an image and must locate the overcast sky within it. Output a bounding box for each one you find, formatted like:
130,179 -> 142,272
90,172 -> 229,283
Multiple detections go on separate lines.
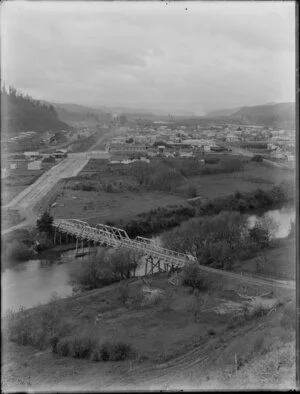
1,1 -> 295,115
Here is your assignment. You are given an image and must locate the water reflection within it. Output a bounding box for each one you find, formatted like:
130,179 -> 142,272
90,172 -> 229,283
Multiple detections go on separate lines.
1,204 -> 295,314
248,204 -> 295,238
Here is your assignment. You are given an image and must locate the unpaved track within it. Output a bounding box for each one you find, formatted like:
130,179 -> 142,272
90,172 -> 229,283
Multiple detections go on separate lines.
2,127 -> 112,234
4,154 -> 89,210
104,320 -> 268,390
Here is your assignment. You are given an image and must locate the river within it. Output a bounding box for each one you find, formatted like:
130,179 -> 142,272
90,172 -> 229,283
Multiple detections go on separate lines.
1,204 -> 295,314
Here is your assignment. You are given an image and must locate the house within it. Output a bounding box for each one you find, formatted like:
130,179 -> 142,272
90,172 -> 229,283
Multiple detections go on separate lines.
1,168 -> 8,179
28,161 -> 42,170
158,146 -> 165,154
24,151 -> 40,158
270,151 -> 285,160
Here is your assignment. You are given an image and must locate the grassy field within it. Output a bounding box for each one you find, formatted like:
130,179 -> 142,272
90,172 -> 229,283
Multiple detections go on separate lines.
2,270 -> 295,391
1,162 -> 58,203
47,189 -> 187,225
41,158 -> 293,225
233,238 -> 295,280
1,209 -> 26,230
176,161 -> 294,198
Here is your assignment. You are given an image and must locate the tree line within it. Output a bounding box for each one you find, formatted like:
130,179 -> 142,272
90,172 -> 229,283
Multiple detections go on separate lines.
1,84 -> 68,135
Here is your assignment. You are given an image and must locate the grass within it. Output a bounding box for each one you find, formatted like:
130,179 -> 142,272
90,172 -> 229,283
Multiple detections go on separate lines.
1,163 -> 57,203
2,272 -> 295,391
3,273 -> 253,362
40,158 -> 293,239
236,237 -> 295,280
1,208 -> 26,229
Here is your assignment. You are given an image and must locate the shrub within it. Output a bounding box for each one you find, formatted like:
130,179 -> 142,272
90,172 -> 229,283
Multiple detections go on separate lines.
207,328 -> 216,336
251,154 -> 263,162
7,300 -> 70,351
251,304 -> 270,318
118,282 -> 130,306
56,337 -> 72,357
128,286 -> 145,309
280,303 -> 295,330
186,185 -> 198,198
249,223 -> 270,248
69,335 -> 97,359
3,240 -> 34,263
100,341 -> 134,361
181,263 -> 210,291
36,211 -> 54,236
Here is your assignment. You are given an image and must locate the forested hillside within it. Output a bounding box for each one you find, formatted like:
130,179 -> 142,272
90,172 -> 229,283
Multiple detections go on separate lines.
233,102 -> 295,129
45,102 -> 113,125
1,86 -> 69,136
205,102 -> 295,129
54,107 -> 100,124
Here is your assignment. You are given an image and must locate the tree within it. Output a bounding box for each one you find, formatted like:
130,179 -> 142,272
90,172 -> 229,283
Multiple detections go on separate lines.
36,211 -> 54,236
186,185 -> 198,198
251,154 -> 263,162
288,220 -> 295,238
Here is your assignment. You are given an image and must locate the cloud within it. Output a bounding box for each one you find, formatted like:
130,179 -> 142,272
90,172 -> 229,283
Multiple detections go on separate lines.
1,1 -> 295,114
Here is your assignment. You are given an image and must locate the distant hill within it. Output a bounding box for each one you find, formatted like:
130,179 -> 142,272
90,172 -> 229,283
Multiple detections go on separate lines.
42,102 -> 113,125
205,107 -> 241,117
1,86 -> 69,136
232,103 -> 295,129
206,102 -> 295,129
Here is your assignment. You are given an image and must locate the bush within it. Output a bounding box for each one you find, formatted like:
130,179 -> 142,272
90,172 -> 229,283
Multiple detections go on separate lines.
118,282 -> 130,306
3,240 -> 34,263
7,299 -> 70,350
251,154 -> 263,162
100,341 -> 134,361
67,335 -> 97,359
186,184 -> 198,198
36,211 -> 54,236
56,337 -> 72,357
280,303 -> 295,330
181,263 -> 210,291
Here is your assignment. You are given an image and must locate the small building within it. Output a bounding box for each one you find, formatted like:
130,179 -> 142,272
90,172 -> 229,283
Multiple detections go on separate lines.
158,145 -> 165,154
1,168 -> 8,179
24,151 -> 40,158
10,163 -> 17,170
270,152 -> 285,160
28,161 -> 42,170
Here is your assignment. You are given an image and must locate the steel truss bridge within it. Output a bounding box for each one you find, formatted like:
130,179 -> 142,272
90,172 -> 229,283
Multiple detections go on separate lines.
53,219 -> 195,275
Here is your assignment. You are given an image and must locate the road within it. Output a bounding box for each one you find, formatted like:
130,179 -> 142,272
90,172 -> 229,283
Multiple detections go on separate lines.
2,130 -> 112,234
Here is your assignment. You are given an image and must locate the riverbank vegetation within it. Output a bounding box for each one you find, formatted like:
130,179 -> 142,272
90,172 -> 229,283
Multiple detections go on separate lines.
122,181 -> 293,238
40,155 -> 293,226
3,268 -> 294,384
70,248 -> 141,290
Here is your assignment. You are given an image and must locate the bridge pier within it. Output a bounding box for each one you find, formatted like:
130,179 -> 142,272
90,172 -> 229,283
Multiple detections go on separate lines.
53,219 -> 187,276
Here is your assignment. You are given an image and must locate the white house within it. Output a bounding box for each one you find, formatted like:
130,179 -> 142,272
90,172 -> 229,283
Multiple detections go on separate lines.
28,161 -> 42,170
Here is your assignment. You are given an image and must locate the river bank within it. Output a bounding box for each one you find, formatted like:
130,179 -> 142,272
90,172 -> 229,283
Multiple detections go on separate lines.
2,266 -> 296,392
1,205 -> 295,315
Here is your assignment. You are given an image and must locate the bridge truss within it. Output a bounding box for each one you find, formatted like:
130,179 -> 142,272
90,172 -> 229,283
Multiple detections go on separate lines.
53,219 -> 194,275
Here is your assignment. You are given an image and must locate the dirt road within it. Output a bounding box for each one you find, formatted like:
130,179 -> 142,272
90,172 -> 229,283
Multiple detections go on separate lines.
2,129 -> 112,234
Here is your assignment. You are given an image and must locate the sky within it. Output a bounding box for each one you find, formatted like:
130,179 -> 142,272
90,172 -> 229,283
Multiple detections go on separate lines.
1,1 -> 296,115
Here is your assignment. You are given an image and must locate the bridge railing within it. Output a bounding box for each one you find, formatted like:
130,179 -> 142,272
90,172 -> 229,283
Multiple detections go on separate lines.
53,219 -> 189,266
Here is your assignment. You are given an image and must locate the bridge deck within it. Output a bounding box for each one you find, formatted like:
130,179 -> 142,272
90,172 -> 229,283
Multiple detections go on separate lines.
53,219 -> 191,267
